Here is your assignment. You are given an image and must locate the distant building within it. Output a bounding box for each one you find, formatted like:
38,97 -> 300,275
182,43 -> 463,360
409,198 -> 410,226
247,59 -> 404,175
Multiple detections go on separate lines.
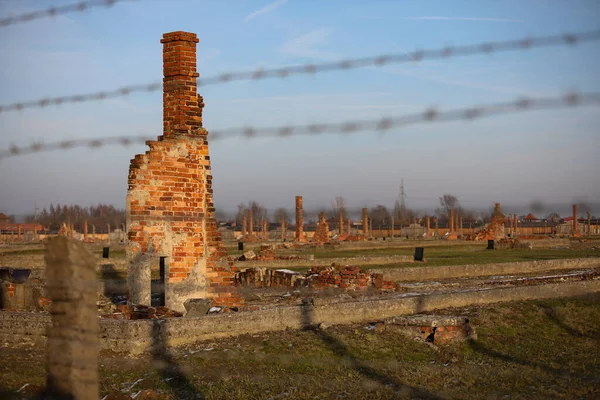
523,213 -> 539,222
0,213 -> 9,226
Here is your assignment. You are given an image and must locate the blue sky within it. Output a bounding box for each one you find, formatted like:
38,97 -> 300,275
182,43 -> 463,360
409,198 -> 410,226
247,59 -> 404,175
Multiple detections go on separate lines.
0,0 -> 599,218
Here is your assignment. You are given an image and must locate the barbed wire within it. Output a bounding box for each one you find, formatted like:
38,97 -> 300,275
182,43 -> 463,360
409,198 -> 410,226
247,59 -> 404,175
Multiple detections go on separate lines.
1,91 -> 598,160
0,0 -> 136,27
1,29 -> 599,114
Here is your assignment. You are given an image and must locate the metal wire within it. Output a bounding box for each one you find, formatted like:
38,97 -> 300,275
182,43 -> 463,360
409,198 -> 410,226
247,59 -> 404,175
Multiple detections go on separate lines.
1,91 -> 598,160
1,29 -> 598,113
0,0 -> 136,27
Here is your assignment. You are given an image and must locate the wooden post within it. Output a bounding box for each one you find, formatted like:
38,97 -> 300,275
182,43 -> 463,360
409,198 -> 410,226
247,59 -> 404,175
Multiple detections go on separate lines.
44,237 -> 99,400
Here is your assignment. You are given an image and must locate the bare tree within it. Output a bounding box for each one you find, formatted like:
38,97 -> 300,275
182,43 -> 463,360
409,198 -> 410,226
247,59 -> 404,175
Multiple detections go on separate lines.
235,201 -> 268,226
273,208 -> 290,224
370,205 -> 391,226
330,196 -> 347,220
249,201 -> 267,226
545,212 -> 560,222
235,203 -> 247,225
436,194 -> 460,223
577,201 -> 593,215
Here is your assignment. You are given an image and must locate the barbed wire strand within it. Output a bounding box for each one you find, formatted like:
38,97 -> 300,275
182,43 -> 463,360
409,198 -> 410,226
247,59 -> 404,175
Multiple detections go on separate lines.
0,0 -> 136,27
1,91 -> 598,160
1,29 -> 599,114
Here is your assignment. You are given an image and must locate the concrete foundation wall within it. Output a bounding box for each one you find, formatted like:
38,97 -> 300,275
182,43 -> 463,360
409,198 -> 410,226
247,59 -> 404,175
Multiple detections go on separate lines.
2,280 -> 599,355
374,257 -> 600,282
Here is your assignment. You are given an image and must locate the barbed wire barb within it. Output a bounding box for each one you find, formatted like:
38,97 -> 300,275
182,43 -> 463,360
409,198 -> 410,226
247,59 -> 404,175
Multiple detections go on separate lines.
1,91 -> 598,160
0,0 -> 136,28
1,29 -> 599,114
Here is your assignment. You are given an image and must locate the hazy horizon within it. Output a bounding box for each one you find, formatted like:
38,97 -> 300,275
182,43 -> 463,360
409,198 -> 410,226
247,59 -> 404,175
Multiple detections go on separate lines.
4,197 -> 599,223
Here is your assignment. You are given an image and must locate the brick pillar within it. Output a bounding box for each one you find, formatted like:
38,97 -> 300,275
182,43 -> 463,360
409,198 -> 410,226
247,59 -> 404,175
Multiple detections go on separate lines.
295,196 -> 306,241
447,209 -> 458,240
513,214 -> 518,235
17,225 -> 22,241
459,215 -> 463,235
573,204 -> 580,237
263,220 -> 268,240
455,213 -> 459,236
362,208 -> 369,238
83,220 -> 88,241
426,216 -> 431,237
281,218 -> 286,240
339,210 -> 344,236
242,215 -> 247,237
126,31 -> 241,312
248,209 -> 253,236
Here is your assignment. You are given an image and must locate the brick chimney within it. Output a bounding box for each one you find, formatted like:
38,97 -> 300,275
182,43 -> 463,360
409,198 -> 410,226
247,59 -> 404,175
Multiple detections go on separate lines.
160,31 -> 203,136
126,32 -> 241,313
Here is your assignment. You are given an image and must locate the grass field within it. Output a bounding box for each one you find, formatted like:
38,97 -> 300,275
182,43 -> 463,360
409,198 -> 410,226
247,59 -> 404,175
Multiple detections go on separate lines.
1,293 -> 599,399
4,242 -> 598,279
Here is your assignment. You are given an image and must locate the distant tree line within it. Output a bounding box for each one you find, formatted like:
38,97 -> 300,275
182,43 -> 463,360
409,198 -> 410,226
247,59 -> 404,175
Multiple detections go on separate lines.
24,204 -> 125,233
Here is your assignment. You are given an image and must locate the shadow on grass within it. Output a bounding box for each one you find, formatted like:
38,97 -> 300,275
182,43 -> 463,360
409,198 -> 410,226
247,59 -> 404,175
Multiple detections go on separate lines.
542,306 -> 600,342
466,329 -> 599,383
151,320 -> 203,399
300,300 -> 441,399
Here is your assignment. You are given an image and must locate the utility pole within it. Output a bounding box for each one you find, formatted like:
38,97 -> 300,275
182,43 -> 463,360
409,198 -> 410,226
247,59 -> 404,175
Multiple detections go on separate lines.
34,201 -> 39,240
400,179 -> 406,210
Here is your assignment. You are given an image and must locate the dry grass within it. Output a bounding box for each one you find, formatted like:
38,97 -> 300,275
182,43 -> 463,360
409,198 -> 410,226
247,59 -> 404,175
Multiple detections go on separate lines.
1,293 -> 600,399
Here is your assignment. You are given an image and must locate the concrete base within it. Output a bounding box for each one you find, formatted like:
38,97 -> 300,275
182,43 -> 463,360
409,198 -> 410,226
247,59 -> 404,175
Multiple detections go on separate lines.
1,279 -> 599,355
374,257 -> 600,282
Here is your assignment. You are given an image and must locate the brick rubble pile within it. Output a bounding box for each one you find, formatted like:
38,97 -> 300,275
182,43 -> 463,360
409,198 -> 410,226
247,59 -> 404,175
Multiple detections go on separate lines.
235,264 -> 397,291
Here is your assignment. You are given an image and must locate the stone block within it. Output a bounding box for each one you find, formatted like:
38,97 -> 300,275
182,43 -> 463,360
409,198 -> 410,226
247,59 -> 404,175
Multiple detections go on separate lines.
184,298 -> 214,317
240,250 -> 257,261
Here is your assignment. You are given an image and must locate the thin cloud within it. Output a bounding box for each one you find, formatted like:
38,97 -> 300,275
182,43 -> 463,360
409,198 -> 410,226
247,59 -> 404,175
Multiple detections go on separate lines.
244,0 -> 288,23
403,16 -> 524,23
280,27 -> 338,60
217,92 -> 394,104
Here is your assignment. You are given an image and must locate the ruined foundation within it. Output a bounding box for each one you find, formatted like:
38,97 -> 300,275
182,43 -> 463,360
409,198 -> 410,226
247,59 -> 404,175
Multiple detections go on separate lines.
126,31 -> 240,313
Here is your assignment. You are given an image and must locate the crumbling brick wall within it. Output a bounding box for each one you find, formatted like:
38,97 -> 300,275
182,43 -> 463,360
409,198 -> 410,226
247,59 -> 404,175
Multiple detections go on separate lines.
312,212 -> 330,244
474,203 -> 506,241
234,265 -> 396,292
126,31 -> 240,312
